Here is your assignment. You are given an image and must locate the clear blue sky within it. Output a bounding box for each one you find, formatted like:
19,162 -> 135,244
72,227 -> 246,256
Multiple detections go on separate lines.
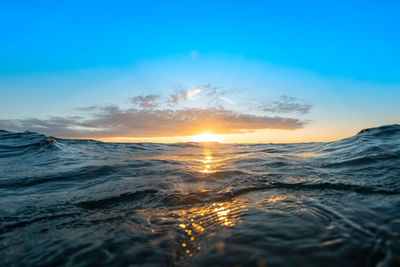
0,0 -> 399,142
1,0 -> 399,80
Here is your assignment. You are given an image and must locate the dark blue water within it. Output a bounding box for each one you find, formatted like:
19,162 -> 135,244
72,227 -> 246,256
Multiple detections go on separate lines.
1,125 -> 400,266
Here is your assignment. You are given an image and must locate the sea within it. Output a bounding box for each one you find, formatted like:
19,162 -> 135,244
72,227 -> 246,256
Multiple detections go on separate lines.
1,124 -> 399,266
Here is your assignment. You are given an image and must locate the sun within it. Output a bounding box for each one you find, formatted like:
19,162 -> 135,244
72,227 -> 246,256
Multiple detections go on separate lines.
191,133 -> 223,143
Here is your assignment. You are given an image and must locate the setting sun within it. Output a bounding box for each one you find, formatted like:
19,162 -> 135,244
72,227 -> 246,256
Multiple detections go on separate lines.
191,133 -> 223,143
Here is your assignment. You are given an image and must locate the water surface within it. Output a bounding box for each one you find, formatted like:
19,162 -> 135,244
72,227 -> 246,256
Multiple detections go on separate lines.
1,125 -> 400,266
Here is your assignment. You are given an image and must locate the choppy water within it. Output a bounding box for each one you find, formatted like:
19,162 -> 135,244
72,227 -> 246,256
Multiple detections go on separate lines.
1,125 -> 400,266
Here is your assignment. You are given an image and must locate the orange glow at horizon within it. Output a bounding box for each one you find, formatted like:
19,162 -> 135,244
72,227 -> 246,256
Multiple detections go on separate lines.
92,123 -> 363,144
191,133 -> 223,143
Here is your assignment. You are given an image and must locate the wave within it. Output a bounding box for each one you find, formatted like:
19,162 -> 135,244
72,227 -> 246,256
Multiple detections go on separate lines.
1,124 -> 400,266
0,130 -> 57,148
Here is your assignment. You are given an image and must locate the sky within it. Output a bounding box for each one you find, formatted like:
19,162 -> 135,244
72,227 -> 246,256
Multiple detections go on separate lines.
0,0 -> 399,143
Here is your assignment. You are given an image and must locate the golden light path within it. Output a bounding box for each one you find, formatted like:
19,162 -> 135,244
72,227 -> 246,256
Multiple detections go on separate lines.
171,144 -> 244,259
199,147 -> 219,173
133,144 -> 299,264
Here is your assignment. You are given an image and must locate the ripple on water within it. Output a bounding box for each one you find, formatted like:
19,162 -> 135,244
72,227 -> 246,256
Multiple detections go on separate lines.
1,125 -> 400,266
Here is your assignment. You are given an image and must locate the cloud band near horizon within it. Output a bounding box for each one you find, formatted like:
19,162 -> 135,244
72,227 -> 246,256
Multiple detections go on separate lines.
0,106 -> 307,138
0,86 -> 312,139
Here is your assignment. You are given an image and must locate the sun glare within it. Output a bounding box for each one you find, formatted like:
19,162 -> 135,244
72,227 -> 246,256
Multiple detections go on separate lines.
192,133 -> 223,143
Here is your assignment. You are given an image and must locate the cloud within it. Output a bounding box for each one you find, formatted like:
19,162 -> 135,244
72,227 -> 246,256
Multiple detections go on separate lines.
0,106 -> 307,138
168,87 -> 202,104
202,84 -> 234,97
167,84 -> 237,107
168,90 -> 184,104
199,84 -> 240,107
75,106 -> 98,112
131,94 -> 160,108
260,95 -> 312,114
186,87 -> 202,100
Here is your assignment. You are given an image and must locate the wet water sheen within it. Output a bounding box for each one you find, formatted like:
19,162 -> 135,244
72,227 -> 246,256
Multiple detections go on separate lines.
1,125 -> 400,266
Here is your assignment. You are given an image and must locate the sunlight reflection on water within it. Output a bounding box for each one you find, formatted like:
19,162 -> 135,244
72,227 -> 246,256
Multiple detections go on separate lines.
200,149 -> 216,173
173,200 -> 245,259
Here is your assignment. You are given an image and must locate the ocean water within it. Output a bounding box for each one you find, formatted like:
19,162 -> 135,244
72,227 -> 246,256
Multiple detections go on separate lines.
1,125 -> 400,266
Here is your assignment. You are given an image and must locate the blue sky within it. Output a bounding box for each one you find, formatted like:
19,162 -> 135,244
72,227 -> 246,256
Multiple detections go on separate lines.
0,0 -> 399,142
